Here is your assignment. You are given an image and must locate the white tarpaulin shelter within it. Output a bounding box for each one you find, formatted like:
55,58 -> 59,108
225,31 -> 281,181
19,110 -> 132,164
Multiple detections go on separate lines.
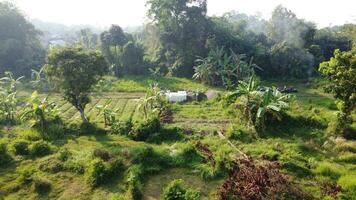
165,91 -> 187,102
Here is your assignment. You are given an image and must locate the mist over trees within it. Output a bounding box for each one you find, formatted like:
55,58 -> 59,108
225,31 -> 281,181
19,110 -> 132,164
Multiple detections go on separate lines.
0,2 -> 44,77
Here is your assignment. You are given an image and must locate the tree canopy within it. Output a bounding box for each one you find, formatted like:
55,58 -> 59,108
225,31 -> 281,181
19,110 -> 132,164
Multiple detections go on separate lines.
44,47 -> 109,122
0,2 -> 44,77
319,49 -> 356,133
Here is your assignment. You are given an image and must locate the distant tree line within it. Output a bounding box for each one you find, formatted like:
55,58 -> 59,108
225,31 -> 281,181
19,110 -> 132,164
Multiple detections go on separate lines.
0,0 -> 355,83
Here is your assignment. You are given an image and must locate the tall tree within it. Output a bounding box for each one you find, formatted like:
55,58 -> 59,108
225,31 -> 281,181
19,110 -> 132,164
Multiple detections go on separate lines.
121,41 -> 145,75
0,1 -> 44,76
147,0 -> 209,77
100,25 -> 127,76
44,47 -> 109,122
319,49 -> 356,134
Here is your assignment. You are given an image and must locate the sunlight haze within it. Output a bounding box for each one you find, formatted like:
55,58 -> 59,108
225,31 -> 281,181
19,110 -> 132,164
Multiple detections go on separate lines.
11,0 -> 356,28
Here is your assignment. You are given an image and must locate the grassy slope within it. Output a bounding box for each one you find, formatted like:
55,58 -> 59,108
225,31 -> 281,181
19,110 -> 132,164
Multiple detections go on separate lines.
1,76 -> 356,199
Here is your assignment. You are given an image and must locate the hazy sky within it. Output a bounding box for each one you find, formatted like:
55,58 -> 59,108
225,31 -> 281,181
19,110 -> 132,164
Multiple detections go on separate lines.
11,0 -> 356,28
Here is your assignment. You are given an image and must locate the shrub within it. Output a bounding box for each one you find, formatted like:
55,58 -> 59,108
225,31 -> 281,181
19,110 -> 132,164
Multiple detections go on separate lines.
161,179 -> 200,200
197,164 -> 218,181
42,123 -> 65,140
111,118 -> 133,135
39,157 -> 63,173
11,139 -> 30,155
80,122 -> 106,135
0,141 -> 11,166
171,143 -> 203,167
226,126 -> 254,143
20,169 -> 35,184
146,127 -> 184,144
126,164 -> 145,186
126,183 -> 143,200
218,157 -> 314,200
108,158 -> 125,176
129,117 -> 161,141
57,148 -> 71,161
19,129 -> 42,141
85,158 -> 108,187
130,146 -> 171,172
33,178 -> 51,194
63,160 -> 85,174
29,140 -> 52,157
93,149 -> 112,161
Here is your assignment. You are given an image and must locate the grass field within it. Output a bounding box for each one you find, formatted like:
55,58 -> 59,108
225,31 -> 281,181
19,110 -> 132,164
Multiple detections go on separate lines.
1,77 -> 356,200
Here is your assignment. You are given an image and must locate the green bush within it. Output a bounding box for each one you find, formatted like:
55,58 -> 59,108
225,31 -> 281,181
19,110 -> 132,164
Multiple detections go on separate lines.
19,129 -> 42,141
111,118 -> 133,135
11,139 -> 30,155
197,164 -> 218,181
146,127 -> 184,144
20,169 -> 35,184
161,179 -> 200,200
129,117 -> 161,141
33,178 -> 51,194
171,143 -> 203,167
108,158 -> 125,176
57,148 -> 71,161
126,164 -> 145,186
226,126 -> 254,143
131,146 -> 171,173
42,123 -> 65,140
80,122 -> 106,135
85,158 -> 108,187
0,141 -> 11,166
29,140 -> 52,157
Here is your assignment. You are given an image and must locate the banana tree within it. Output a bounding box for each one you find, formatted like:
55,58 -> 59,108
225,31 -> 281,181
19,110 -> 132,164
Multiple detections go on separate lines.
227,74 -> 292,132
193,57 -> 214,85
0,72 -> 23,123
254,88 -> 292,131
96,100 -> 119,127
137,84 -> 167,120
21,91 -> 59,130
30,67 -> 48,90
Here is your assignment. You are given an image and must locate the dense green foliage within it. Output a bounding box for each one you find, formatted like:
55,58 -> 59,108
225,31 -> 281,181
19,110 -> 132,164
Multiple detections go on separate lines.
0,1 -> 356,199
44,47 -> 109,122
161,179 -> 200,200
0,2 -> 44,77
319,49 -> 356,133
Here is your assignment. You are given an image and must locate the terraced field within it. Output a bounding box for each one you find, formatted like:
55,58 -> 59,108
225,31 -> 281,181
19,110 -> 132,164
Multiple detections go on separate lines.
30,92 -> 231,130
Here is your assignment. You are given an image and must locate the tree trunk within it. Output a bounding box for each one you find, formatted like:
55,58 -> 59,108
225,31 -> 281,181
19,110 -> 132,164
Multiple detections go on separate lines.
79,108 -> 88,123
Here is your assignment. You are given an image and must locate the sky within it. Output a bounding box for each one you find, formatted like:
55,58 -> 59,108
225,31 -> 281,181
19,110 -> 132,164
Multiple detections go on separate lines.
10,0 -> 356,28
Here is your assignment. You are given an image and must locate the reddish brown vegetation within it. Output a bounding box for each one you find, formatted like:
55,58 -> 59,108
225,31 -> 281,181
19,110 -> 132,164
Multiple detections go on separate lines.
160,108 -> 173,123
321,181 -> 342,198
195,142 -> 216,166
218,157 -> 314,200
